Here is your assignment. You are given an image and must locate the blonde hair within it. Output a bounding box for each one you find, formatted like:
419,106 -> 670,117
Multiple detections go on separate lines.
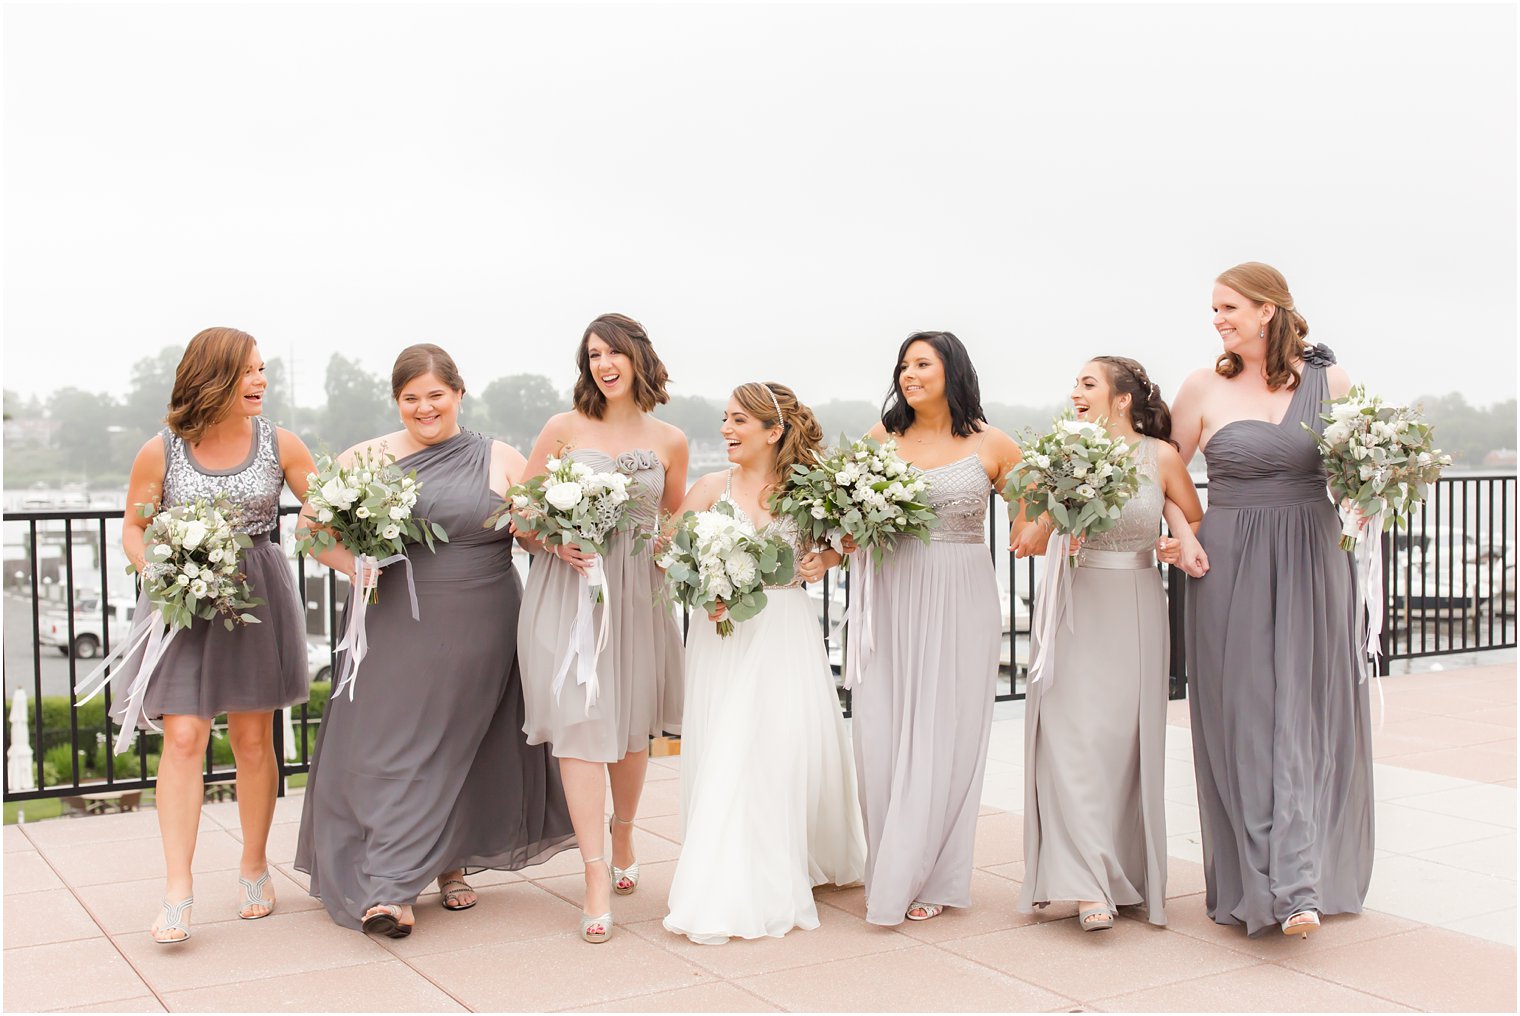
1214,262 -> 1312,391
731,381 -> 824,493
165,327 -> 258,442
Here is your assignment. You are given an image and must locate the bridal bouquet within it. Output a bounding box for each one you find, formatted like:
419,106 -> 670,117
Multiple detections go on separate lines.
485,453 -> 640,603
659,501 -> 796,637
1002,413 -> 1141,544
770,436 -> 936,566
296,448 -> 447,604
78,496 -> 264,753
1307,385 -> 1451,552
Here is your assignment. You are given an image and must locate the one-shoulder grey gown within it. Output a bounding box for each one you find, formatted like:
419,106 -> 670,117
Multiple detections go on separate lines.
1186,346 -> 1374,936
295,431 -> 576,930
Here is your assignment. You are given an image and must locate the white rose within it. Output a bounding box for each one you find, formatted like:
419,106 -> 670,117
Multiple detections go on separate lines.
318,508 -> 334,523
1034,454 -> 1051,469
546,457 -> 562,472
569,462 -> 593,480
183,561 -> 201,578
320,477 -> 355,510
389,506 -> 406,520
610,489 -> 630,505
1331,403 -> 1361,423
1058,419 -> 1093,435
381,524 -> 401,540
181,519 -> 208,551
811,505 -> 829,520
511,494 -> 532,510
544,481 -> 585,512
1076,483 -> 1097,499
207,548 -> 224,563
356,506 -> 371,519
189,579 -> 208,598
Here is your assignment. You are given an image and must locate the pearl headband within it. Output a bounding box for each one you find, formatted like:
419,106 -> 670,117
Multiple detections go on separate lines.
762,384 -> 784,427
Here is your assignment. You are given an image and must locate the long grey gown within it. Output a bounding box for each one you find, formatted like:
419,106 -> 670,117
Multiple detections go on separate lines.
1186,345 -> 1374,936
851,453 -> 1000,927
294,430 -> 576,930
519,448 -> 683,762
1019,437 -> 1169,924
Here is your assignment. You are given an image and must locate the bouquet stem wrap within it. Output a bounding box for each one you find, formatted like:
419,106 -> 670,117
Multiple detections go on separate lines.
1027,533 -> 1077,689
551,554 -> 610,710
75,611 -> 180,755
842,549 -> 875,690
333,553 -> 419,702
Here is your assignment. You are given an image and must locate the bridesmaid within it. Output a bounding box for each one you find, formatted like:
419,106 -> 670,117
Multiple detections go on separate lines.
1167,262 -> 1373,938
294,343 -> 576,936
850,330 -> 1020,926
518,313 -> 687,943
116,327 -> 315,943
1010,357 -> 1207,931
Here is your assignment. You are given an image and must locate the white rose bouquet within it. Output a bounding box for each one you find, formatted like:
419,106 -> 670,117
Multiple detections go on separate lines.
485,452 -> 641,604
1307,385 -> 1451,552
296,448 -> 447,604
78,496 -> 264,754
769,436 -> 937,567
659,501 -> 796,638
1002,413 -> 1141,545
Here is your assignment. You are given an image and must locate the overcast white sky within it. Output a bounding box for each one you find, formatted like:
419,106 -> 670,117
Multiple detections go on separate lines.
3,2 -> 1515,416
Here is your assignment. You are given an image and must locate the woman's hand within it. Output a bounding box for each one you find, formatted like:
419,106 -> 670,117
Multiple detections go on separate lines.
797,550 -> 836,584
1158,534 -> 1209,578
839,533 -> 859,554
551,541 -> 596,578
706,602 -> 729,623
1011,517 -> 1054,558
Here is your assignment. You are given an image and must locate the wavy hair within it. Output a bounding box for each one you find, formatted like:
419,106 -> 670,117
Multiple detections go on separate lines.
1090,355 -> 1177,449
573,313 -> 671,419
732,381 -> 824,494
164,327 -> 258,443
880,331 -> 986,439
1214,261 -> 1313,392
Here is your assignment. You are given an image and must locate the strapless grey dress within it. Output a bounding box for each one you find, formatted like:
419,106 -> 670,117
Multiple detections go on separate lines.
1019,437 -> 1169,924
294,431 -> 576,930
519,448 -> 684,763
850,453 -> 1000,926
1186,346 -> 1374,936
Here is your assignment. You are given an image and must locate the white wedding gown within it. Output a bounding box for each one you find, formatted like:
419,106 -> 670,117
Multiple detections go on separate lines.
662,491 -> 867,945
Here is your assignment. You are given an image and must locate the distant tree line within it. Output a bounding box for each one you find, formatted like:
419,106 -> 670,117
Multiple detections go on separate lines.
3,346 -> 1516,491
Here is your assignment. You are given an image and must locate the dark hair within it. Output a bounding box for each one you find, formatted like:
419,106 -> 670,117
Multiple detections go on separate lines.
166,327 -> 258,442
1214,261 -> 1312,392
391,343 -> 466,400
880,331 -> 986,439
1090,356 -> 1177,449
731,381 -> 825,493
573,313 -> 671,419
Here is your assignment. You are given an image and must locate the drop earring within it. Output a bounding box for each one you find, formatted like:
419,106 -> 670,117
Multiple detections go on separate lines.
1259,327 -> 1266,339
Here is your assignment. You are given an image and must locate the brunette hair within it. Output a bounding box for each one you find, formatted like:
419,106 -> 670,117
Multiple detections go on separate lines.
732,381 -> 824,492
573,313 -> 670,419
165,327 -> 258,442
1214,261 -> 1313,391
1090,356 -> 1177,449
880,330 -> 986,439
391,343 -> 466,400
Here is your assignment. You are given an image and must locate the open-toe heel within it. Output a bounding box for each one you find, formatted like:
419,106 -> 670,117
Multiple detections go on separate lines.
152,896 -> 194,945
609,815 -> 640,896
237,870 -> 275,920
1282,910 -> 1320,939
580,857 -> 613,944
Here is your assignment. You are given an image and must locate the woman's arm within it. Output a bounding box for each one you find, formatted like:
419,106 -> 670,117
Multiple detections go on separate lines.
1170,369 -> 1211,465
1156,442 -> 1209,577
659,428 -> 691,518
121,437 -> 167,573
276,427 -> 318,503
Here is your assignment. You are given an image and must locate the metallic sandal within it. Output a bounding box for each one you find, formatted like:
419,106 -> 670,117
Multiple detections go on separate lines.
152,896 -> 194,944
362,904 -> 414,938
905,902 -> 943,921
580,857 -> 613,944
1078,906 -> 1116,932
438,876 -> 477,912
237,870 -> 275,920
609,815 -> 640,896
1282,910 -> 1320,939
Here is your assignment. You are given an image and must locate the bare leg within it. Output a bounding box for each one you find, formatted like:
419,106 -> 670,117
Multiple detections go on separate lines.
154,714 -> 212,941
227,711 -> 279,917
606,748 -> 648,871
558,756 -> 610,919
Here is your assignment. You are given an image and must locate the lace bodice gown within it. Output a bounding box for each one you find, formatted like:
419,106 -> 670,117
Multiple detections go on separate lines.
294,431 -> 576,930
1185,347 -> 1373,935
662,480 -> 866,944
849,453 -> 1001,926
113,416 -> 308,727
518,448 -> 685,762
1019,437 -> 1170,923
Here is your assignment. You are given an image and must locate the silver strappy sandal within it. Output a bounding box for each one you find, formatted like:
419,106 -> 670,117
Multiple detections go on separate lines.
152,896 -> 194,944
238,870 -> 275,920
609,815 -> 640,895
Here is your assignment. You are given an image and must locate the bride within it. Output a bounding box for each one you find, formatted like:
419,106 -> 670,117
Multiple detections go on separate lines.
662,381 -> 867,945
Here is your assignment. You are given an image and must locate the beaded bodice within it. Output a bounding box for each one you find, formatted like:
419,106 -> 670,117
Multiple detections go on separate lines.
1084,437 -> 1163,553
914,454 -> 991,544
720,472 -> 805,590
566,448 -> 665,530
160,417 -> 283,536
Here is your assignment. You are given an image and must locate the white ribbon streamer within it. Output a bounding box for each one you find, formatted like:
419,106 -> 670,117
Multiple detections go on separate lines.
75,609 -> 178,755
1027,532 -> 1077,688
332,553 -> 419,702
1349,512 -> 1387,727
550,554 -> 610,711
842,551 -> 875,690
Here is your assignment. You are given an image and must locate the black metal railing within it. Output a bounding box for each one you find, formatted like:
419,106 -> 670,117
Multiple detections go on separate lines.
4,472 -> 1514,804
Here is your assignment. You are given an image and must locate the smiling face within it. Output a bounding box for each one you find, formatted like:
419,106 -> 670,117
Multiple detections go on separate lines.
396,371 -> 462,445
1071,360 -> 1128,426
719,396 -> 781,468
1212,282 -> 1274,356
585,334 -> 635,405
897,339 -> 946,410
235,344 -> 267,419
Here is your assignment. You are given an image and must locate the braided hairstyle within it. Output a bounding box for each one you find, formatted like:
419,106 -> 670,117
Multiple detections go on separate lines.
1090,356 -> 1176,449
1214,262 -> 1312,391
731,381 -> 825,494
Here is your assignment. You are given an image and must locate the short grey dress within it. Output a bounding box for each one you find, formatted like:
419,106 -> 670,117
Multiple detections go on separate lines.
294,430 -> 576,930
113,416 -> 307,726
519,448 -> 684,763
850,453 -> 1001,926
1186,346 -> 1374,936
1020,437 -> 1168,924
